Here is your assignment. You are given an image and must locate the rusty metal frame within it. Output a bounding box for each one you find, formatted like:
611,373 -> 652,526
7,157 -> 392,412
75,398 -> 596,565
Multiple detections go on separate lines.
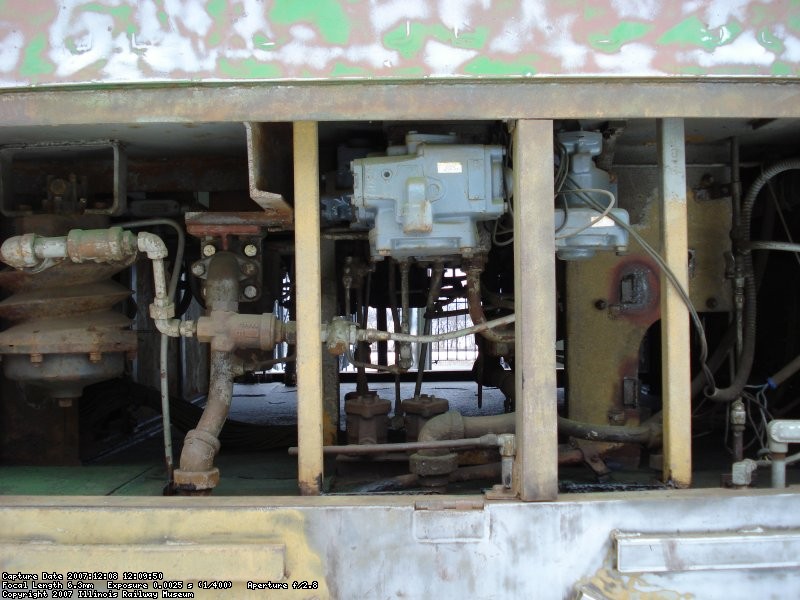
1,81 -> 800,126
293,121 -> 324,496
658,118 -> 692,487
513,120 -> 558,501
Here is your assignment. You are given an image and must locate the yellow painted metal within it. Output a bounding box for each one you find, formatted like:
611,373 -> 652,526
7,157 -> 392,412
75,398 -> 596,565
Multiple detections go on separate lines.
566,175 -> 731,426
294,121 -> 324,496
658,118 -> 692,487
1,543 -> 285,581
566,245 -> 658,425
1,499 -> 330,599
513,120 -> 558,501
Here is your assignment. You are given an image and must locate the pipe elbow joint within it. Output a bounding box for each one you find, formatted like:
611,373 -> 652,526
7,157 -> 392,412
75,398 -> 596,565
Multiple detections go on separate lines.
174,429 -> 222,492
137,232 -> 169,260
418,410 -> 466,444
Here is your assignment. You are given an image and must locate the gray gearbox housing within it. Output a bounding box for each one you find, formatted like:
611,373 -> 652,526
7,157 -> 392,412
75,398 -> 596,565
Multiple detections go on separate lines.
351,133 -> 506,259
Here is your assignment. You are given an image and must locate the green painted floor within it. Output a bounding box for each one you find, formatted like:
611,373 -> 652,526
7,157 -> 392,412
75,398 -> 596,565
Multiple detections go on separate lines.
0,449 -> 301,496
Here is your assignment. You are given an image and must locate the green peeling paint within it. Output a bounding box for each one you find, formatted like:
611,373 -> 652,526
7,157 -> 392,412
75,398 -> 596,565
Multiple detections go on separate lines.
384,22 -> 427,58
387,66 -> 426,79
252,33 -> 276,51
270,0 -> 351,45
384,23 -> 488,59
588,21 -> 652,53
758,29 -> 785,54
219,58 -> 282,79
81,3 -> 136,36
207,0 -> 225,20
584,6 -> 605,20
19,34 -> 54,77
789,12 -> 800,33
433,25 -> 489,51
463,55 -> 537,76
331,62 -> 370,77
658,16 -> 737,51
771,61 -> 794,76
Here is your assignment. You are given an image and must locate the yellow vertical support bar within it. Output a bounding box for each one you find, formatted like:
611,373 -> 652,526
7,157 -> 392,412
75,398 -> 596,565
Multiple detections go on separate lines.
513,120 -> 558,501
294,121 -> 323,495
658,118 -> 692,487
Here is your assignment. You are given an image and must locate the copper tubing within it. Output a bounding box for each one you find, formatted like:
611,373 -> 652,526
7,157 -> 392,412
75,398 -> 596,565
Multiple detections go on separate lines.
464,258 -> 515,344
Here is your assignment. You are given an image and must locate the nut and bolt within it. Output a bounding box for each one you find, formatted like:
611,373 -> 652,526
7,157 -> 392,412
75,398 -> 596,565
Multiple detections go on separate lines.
202,244 -> 217,257
243,244 -> 258,257
241,262 -> 257,276
30,353 -> 43,366
191,263 -> 206,277
243,285 -> 258,299
88,352 -> 102,364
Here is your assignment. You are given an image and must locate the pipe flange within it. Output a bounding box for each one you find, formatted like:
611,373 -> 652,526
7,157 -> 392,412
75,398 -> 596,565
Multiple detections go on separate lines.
409,451 -> 459,477
174,467 -> 220,492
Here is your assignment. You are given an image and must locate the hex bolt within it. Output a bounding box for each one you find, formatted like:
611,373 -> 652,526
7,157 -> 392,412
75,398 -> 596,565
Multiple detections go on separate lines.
244,285 -> 258,299
202,244 -> 217,257
191,262 -> 206,277
241,262 -> 257,276
88,352 -> 102,364
30,353 -> 43,366
243,244 -> 258,257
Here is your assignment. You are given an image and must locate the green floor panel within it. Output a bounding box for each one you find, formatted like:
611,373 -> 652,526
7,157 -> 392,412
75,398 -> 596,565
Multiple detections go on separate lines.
0,464 -> 155,495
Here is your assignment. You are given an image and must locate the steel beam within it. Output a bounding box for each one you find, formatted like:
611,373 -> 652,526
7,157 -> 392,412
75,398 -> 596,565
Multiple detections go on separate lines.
513,120 -> 558,501
294,121 -> 323,495
658,118 -> 692,487
2,82 -> 800,128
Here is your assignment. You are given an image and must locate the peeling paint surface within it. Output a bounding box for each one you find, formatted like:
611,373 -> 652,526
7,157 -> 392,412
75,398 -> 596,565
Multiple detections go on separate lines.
0,0 -> 798,88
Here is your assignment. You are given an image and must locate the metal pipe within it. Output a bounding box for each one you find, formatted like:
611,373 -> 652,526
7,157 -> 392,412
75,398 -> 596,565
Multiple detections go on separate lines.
288,433 -> 502,456
159,333 -> 174,488
748,240 -> 800,253
174,252 -> 241,493
388,259 -> 403,416
350,447 -> 584,493
118,219 -> 186,493
416,407 -> 661,449
710,159 -> 800,403
465,258 -> 515,344
398,260 -> 412,370
357,313 -> 515,344
414,263 -> 444,397
768,420 -> 800,488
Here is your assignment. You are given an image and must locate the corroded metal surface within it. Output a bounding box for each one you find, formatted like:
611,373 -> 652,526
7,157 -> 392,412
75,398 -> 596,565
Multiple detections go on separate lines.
3,81 -> 800,130
0,1 -> 798,88
1,488 -> 800,599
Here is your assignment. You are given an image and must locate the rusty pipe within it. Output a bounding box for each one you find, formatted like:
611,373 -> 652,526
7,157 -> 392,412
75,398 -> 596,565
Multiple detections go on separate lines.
353,449 -> 583,493
472,349 -> 662,447
464,257 -> 515,344
0,227 -> 138,270
417,407 -> 661,450
174,251 -> 241,493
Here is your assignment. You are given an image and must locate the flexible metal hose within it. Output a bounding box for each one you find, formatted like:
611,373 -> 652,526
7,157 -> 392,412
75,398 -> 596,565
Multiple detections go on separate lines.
708,159 -> 800,402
